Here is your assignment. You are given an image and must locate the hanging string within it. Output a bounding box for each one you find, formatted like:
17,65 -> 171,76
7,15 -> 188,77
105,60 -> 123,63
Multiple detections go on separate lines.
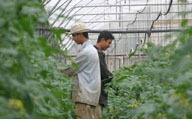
148,0 -> 173,37
129,0 -> 173,57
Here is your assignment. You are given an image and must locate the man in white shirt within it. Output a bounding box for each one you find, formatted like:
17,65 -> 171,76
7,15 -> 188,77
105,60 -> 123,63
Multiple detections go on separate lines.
65,22 -> 101,118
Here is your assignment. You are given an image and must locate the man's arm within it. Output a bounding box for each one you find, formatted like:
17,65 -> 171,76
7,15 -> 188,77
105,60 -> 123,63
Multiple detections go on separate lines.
60,66 -> 76,76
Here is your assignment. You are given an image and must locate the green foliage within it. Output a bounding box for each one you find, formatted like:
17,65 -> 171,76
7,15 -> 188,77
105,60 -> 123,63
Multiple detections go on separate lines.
103,26 -> 192,118
0,0 -> 75,118
1,0 -> 191,119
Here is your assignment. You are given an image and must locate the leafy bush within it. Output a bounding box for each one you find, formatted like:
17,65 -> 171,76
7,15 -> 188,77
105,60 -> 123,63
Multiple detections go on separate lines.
103,22 -> 192,118
0,0 -> 75,118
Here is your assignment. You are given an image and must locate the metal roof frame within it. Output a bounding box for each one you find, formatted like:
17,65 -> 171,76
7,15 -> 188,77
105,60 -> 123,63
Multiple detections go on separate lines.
43,0 -> 192,52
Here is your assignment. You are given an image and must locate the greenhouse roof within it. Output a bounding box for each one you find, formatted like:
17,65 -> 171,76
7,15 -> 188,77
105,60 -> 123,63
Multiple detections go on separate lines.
44,0 -> 183,30
43,0 -> 192,52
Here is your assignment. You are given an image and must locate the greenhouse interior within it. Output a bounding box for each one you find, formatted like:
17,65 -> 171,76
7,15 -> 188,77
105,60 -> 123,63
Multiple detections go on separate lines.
43,0 -> 192,71
1,0 -> 192,119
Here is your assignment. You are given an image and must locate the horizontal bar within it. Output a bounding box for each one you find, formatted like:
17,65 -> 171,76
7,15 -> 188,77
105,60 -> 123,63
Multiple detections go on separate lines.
37,27 -> 185,34
70,11 -> 190,16
73,3 -> 191,8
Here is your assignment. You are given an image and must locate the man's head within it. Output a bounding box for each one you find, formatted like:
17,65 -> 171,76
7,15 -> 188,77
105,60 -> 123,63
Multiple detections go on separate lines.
97,31 -> 114,51
70,22 -> 89,44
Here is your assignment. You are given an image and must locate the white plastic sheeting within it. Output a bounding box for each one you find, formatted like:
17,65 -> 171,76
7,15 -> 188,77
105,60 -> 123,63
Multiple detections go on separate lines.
43,0 -> 192,54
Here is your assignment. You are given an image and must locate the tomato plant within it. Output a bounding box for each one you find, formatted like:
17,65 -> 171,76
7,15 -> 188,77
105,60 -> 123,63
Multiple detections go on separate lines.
103,22 -> 192,119
0,0 -> 75,118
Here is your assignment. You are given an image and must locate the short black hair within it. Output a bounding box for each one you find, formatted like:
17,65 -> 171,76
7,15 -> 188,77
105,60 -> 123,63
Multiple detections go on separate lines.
97,31 -> 114,43
82,32 -> 89,39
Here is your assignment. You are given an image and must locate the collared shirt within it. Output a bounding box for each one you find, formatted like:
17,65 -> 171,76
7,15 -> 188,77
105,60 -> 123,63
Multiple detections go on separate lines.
72,40 -> 101,106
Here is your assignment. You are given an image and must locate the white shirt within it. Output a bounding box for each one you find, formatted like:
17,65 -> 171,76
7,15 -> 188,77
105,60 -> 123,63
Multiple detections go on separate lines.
72,40 -> 101,106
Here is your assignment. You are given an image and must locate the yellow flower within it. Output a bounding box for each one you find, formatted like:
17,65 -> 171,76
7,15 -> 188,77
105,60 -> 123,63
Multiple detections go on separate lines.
8,99 -> 26,115
109,107 -> 114,112
9,99 -> 23,108
157,112 -> 167,118
171,93 -> 189,105
130,101 -> 141,108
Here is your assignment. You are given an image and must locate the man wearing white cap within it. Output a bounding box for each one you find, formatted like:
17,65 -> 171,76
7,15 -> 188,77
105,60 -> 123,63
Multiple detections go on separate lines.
66,22 -> 101,118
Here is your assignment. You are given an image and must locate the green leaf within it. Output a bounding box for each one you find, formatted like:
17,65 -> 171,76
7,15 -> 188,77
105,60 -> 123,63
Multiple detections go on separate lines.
51,28 -> 65,40
181,19 -> 188,27
72,62 -> 79,71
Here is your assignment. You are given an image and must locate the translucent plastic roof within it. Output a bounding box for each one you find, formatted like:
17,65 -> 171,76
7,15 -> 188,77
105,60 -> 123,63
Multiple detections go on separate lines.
43,0 -> 192,54
44,0 -> 181,30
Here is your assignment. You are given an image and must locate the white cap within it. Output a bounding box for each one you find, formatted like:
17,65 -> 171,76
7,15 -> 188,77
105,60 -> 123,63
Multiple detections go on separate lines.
70,22 -> 90,34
